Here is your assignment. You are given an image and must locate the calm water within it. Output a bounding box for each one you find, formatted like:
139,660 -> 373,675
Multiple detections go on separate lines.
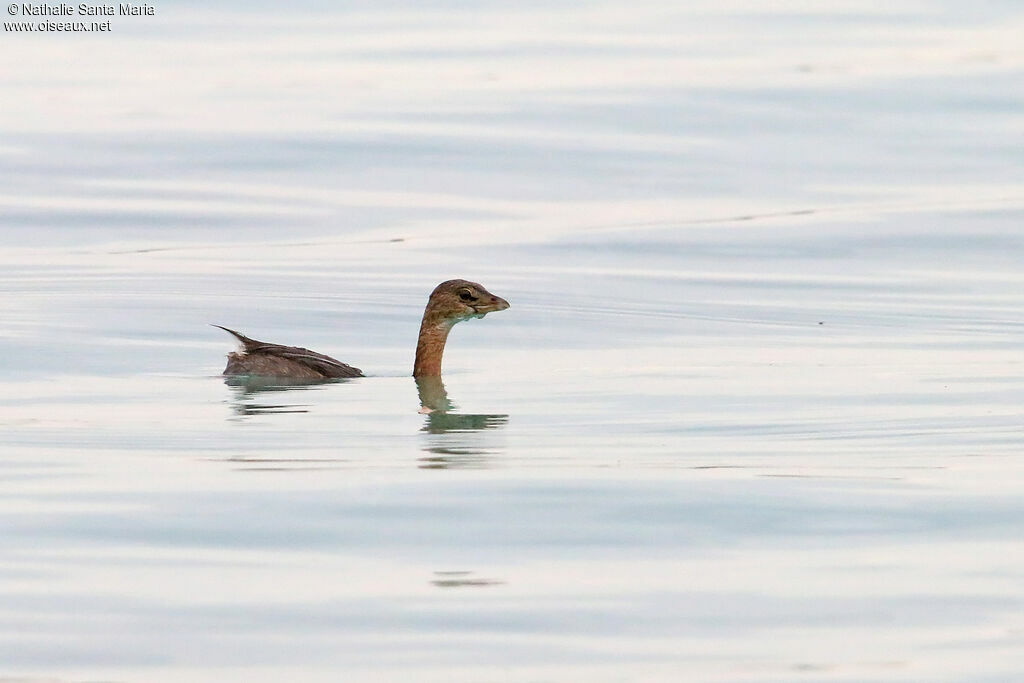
2,2 -> 1024,681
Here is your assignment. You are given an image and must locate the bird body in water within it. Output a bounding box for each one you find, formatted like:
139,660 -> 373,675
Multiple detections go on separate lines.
217,279 -> 509,379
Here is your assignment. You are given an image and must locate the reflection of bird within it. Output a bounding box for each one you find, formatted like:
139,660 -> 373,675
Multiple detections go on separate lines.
416,376 -> 508,430
416,375 -> 509,469
215,279 -> 509,379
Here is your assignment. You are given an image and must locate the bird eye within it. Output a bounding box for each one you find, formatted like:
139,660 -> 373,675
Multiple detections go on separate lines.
458,289 -> 477,302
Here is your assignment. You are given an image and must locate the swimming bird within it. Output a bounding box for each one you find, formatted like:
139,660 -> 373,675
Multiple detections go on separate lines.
216,279 -> 509,379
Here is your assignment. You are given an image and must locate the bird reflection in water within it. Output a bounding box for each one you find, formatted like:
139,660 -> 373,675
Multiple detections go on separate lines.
416,376 -> 508,469
223,375 -> 348,418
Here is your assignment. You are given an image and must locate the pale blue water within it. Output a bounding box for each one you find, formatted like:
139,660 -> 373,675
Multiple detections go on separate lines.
2,2 -> 1024,681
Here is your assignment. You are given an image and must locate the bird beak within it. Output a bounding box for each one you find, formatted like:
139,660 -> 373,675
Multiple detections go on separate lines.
471,294 -> 510,317
482,295 -> 510,313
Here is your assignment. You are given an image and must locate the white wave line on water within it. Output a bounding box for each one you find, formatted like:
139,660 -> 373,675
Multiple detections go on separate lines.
510,299 -> 1024,335
583,193 -> 1024,234
107,191 -> 1024,256
5,186 -> 1021,262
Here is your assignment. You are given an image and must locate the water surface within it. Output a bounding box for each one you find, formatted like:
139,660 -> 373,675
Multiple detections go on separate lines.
2,1 -> 1024,681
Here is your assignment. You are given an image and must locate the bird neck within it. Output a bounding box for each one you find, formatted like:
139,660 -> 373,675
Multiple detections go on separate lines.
413,317 -> 453,377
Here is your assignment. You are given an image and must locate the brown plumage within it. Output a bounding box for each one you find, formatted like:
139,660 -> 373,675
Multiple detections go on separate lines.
215,325 -> 363,379
216,279 -> 509,380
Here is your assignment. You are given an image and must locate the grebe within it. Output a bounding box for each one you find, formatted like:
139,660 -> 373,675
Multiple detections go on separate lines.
216,279 -> 509,379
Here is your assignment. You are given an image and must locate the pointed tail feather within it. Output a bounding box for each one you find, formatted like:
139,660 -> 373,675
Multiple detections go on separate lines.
211,324 -> 259,351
